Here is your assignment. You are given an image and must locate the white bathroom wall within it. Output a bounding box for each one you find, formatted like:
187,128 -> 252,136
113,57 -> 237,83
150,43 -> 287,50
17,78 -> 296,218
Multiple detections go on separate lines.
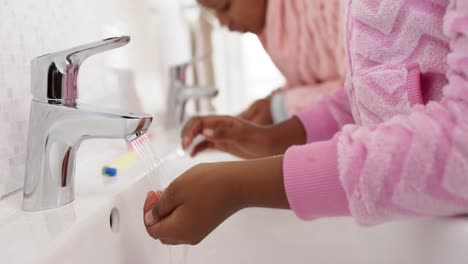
0,0 -> 162,197
155,0 -> 285,115
212,31 -> 285,114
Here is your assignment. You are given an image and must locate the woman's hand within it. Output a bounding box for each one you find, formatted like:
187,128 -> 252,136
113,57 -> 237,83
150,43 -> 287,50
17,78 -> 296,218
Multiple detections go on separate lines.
239,97 -> 273,125
181,115 -> 307,158
143,156 -> 289,245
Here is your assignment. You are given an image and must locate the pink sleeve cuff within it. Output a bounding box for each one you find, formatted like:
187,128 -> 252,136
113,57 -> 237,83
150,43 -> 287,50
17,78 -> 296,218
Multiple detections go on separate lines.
283,138 -> 350,220
296,102 -> 342,143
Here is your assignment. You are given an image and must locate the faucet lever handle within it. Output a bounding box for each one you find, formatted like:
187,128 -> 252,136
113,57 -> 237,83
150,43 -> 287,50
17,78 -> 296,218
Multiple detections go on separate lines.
53,36 -> 130,69
31,36 -> 131,104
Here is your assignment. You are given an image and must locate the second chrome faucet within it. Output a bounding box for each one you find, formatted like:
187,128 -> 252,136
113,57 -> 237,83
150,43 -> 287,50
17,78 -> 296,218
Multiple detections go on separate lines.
165,58 -> 218,129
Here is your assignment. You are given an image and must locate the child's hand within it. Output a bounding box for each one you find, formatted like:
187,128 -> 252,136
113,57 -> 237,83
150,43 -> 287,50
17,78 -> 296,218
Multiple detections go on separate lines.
239,98 -> 273,125
143,157 -> 289,245
143,190 -> 163,215
181,115 -> 306,158
143,163 -> 244,245
181,115 -> 277,159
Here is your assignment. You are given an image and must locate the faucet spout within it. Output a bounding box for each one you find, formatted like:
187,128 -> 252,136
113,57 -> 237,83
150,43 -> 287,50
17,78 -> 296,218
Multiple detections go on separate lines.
23,102 -> 153,212
178,86 -> 218,102
48,104 -> 153,143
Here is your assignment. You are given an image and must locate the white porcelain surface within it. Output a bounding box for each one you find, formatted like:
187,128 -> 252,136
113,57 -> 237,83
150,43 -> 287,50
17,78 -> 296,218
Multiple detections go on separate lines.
1,126 -> 468,264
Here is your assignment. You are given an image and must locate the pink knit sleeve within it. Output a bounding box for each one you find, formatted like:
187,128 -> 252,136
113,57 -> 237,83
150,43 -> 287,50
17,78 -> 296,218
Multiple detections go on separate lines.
284,136 -> 350,220
282,87 -> 354,220
295,88 -> 354,143
337,1 -> 468,225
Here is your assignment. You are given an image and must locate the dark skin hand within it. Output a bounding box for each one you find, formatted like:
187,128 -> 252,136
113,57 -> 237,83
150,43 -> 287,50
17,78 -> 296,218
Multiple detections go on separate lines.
143,156 -> 289,245
143,116 -> 306,245
181,115 -> 306,158
239,97 -> 273,125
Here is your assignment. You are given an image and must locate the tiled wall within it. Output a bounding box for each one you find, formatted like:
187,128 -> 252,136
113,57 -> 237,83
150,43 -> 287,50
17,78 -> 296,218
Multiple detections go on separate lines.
0,0 -> 162,197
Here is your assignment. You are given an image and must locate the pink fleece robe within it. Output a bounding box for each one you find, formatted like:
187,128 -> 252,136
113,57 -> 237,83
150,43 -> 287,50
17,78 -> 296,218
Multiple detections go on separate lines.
284,0 -> 468,225
259,0 -> 347,118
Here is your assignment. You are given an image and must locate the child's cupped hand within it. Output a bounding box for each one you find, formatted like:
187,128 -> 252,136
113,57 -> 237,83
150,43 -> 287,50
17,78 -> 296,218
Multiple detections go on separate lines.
143,162 -> 243,245
181,115 -> 278,159
143,156 -> 289,245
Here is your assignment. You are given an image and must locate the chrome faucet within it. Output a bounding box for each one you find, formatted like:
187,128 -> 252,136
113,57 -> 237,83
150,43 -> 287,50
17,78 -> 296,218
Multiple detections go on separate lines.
165,58 -> 218,128
23,36 -> 153,211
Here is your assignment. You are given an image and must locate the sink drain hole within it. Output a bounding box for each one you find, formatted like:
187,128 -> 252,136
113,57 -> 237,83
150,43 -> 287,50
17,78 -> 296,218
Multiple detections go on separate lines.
110,207 -> 120,233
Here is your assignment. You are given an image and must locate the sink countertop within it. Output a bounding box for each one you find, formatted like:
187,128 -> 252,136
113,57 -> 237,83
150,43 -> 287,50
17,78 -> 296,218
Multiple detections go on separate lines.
0,124 -> 182,264
3,123 -> 468,264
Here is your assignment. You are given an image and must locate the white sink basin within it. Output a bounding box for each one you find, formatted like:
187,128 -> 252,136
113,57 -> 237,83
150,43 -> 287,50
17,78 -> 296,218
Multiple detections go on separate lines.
2,127 -> 468,264
36,150 -> 365,264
